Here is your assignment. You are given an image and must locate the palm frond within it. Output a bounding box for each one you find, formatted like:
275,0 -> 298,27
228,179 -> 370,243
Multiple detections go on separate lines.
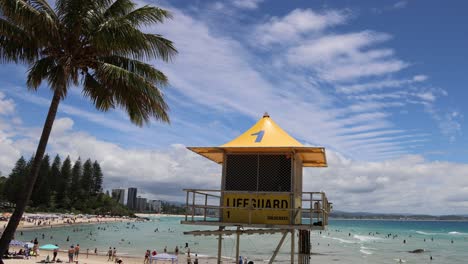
27,0 -> 57,20
92,21 -> 177,61
0,0 -> 59,41
123,6 -> 172,26
93,61 -> 169,125
99,55 -> 168,84
26,56 -> 56,89
56,0 -> 111,32
82,72 -> 115,111
0,18 -> 40,63
104,0 -> 135,18
144,34 -> 177,62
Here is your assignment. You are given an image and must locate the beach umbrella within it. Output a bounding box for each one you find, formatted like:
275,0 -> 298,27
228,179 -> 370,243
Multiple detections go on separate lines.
25,242 -> 34,248
40,244 -> 59,250
9,240 -> 25,246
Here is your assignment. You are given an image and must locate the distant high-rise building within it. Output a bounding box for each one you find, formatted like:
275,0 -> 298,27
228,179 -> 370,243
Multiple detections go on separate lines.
149,200 -> 162,213
111,189 -> 125,205
136,196 -> 147,212
127,187 -> 137,210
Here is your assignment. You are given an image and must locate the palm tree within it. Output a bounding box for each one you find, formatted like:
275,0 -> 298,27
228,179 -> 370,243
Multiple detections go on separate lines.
0,0 -> 176,255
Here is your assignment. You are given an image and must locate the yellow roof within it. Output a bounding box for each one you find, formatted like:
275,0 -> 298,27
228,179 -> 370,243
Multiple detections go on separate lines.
188,113 -> 327,167
221,113 -> 302,147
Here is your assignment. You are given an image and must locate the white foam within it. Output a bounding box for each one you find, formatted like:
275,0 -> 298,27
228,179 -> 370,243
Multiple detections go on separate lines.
322,235 -> 355,244
354,235 -> 382,242
449,231 -> 468,235
415,231 -> 437,235
360,249 -> 372,255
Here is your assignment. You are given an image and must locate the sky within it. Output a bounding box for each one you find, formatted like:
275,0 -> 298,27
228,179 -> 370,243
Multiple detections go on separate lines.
1,0 -> 468,214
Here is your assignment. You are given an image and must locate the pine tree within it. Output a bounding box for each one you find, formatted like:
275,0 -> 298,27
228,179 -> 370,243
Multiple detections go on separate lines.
70,158 -> 82,205
4,157 -> 27,203
81,159 -> 93,197
50,155 -> 61,193
57,156 -> 72,208
0,176 -> 7,201
92,161 -> 103,194
31,155 -> 50,207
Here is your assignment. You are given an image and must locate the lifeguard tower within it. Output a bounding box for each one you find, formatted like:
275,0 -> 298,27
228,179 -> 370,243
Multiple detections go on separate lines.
182,113 -> 331,263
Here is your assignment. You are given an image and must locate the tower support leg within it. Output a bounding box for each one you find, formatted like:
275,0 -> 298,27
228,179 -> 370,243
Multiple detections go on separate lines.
235,227 -> 241,264
298,230 -> 310,264
269,231 -> 288,264
291,230 -> 295,264
217,226 -> 224,264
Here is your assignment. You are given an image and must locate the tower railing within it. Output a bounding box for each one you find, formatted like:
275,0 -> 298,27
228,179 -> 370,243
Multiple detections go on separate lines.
181,189 -> 331,230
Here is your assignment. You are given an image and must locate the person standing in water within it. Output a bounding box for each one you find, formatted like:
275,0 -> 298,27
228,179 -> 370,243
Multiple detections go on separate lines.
75,244 -> 80,260
68,246 -> 75,263
112,247 -> 117,262
107,247 -> 112,261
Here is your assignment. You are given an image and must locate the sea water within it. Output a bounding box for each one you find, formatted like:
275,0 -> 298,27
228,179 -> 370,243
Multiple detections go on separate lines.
15,216 -> 468,263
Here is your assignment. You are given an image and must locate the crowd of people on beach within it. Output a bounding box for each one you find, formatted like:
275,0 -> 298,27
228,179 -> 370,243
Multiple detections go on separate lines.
6,215 -> 464,263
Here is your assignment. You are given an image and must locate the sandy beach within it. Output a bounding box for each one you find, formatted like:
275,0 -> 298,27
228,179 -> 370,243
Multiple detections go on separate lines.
1,214 -> 221,263
3,248 -> 219,264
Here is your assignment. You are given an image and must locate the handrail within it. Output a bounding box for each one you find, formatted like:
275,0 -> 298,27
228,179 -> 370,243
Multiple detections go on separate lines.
182,189 -> 330,228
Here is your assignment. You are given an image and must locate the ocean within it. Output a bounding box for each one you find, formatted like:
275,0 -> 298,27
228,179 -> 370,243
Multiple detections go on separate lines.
15,216 -> 468,263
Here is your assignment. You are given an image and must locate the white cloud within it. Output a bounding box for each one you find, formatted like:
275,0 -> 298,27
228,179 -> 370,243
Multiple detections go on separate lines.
232,0 -> 263,10
413,74 -> 428,82
306,151 -> 468,214
323,60 -> 407,82
144,6 -> 438,160
287,31 -> 391,65
211,2 -> 225,11
393,1 -> 408,9
336,78 -> 419,94
50,117 -> 74,136
286,31 -> 408,81
6,88 -> 139,133
372,1 -> 408,14
438,112 -> 462,142
345,101 -> 405,113
1,3 -> 459,192
1,113 -> 468,214
0,91 -> 15,115
0,114 -> 219,200
416,91 -> 436,102
254,9 -> 348,45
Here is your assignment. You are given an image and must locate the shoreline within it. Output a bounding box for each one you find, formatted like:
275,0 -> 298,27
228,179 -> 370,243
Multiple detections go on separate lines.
0,213 -> 136,232
330,217 -> 468,222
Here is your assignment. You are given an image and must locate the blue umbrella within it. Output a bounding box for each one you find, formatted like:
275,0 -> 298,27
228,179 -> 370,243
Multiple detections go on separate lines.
9,240 -> 25,246
39,244 -> 59,250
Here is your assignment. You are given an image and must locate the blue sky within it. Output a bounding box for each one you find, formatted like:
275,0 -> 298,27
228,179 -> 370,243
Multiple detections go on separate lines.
1,0 -> 468,214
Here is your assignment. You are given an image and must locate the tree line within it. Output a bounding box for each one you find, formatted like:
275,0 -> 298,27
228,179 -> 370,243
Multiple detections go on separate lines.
0,155 -> 132,216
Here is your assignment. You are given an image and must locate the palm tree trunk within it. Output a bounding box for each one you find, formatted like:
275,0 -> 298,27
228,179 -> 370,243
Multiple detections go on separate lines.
0,89 -> 62,259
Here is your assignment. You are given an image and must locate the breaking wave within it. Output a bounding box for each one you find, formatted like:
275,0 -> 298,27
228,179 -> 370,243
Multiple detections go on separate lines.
449,231 -> 468,235
354,235 -> 382,242
415,231 -> 438,235
322,235 -> 355,244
